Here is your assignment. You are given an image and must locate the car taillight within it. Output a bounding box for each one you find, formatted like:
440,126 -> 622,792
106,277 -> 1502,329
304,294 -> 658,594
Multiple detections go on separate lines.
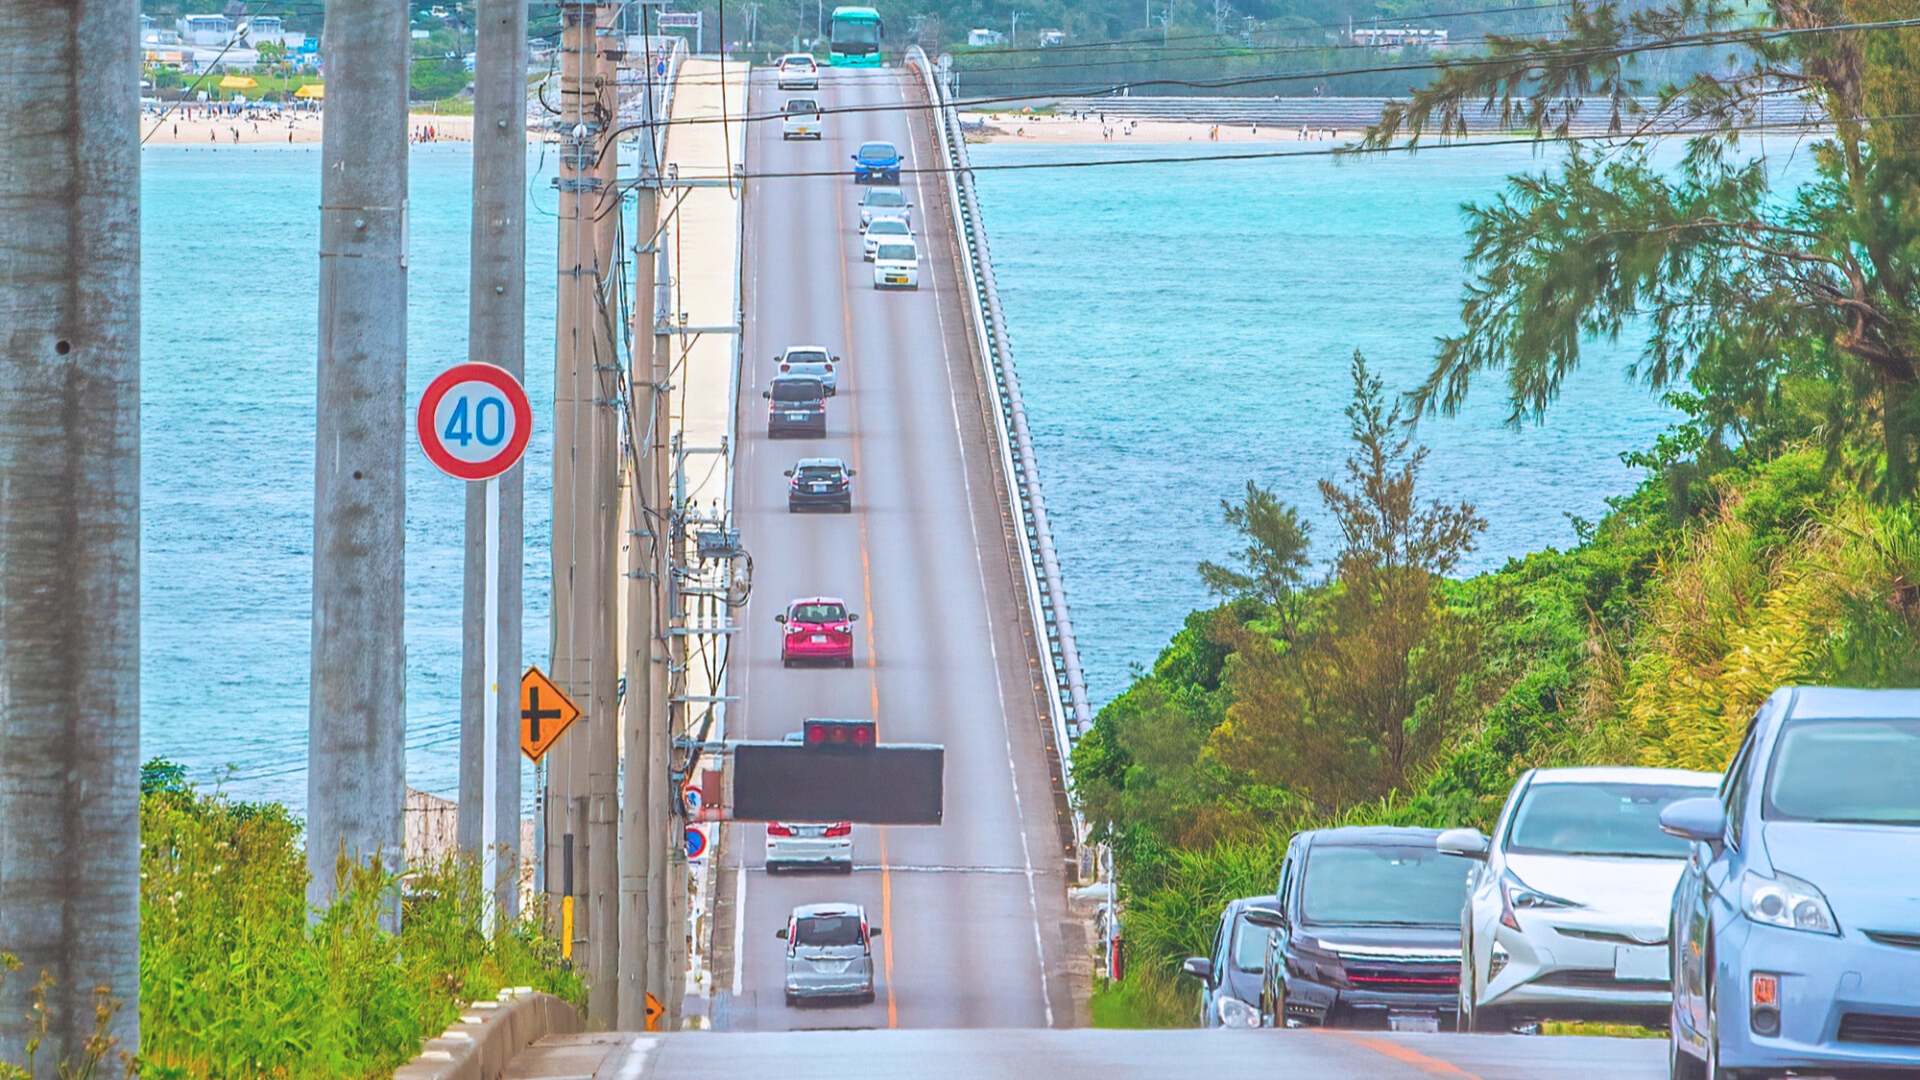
832,623 -> 849,633
781,363 -> 791,371
824,823 -> 852,837
766,823 -> 794,837
824,363 -> 833,372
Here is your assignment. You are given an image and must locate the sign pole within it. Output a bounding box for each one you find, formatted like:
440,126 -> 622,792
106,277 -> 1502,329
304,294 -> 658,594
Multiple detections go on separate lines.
482,473 -> 501,935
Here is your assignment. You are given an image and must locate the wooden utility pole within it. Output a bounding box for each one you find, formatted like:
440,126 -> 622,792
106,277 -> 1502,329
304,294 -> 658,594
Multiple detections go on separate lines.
459,0 -> 530,918
648,228 -> 677,1024
549,0 -> 623,1023
309,0 -> 409,921
0,0 -> 141,1067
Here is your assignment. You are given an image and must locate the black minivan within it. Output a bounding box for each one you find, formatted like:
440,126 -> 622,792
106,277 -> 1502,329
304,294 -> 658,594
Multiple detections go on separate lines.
765,375 -> 827,438
1248,826 -> 1470,1030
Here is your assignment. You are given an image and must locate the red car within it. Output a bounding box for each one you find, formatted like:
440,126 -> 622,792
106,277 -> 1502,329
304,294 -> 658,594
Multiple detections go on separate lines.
777,597 -> 859,668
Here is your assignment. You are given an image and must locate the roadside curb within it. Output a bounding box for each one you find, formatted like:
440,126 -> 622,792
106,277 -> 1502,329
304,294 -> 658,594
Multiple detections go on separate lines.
393,989 -> 584,1080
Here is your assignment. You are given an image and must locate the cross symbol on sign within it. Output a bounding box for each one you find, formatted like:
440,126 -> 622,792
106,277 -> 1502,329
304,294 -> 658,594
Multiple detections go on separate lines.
519,665 -> 581,762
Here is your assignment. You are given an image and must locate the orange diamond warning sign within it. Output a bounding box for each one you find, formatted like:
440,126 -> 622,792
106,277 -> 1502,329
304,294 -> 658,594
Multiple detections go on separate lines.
520,665 -> 581,762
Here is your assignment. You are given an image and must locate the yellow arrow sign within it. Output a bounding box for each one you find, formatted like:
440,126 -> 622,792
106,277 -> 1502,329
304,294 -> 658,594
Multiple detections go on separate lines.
645,992 -> 663,1032
520,666 -> 581,763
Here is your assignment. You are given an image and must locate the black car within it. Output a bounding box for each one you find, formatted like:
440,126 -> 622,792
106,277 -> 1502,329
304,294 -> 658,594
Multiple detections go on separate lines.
785,457 -> 854,512
1181,894 -> 1277,1028
1249,826 -> 1469,1031
764,375 -> 826,438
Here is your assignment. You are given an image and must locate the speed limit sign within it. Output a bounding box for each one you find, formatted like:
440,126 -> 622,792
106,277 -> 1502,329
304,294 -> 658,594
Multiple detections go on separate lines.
416,362 -> 532,480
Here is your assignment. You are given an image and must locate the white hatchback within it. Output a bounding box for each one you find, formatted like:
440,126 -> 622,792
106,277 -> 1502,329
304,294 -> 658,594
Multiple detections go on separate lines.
1437,766 -> 1721,1032
872,240 -> 918,289
776,53 -> 818,90
861,215 -> 911,261
781,97 -> 822,139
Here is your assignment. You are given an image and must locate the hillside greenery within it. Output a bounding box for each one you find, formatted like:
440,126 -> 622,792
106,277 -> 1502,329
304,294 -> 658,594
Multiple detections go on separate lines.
1081,0 -> 1920,1027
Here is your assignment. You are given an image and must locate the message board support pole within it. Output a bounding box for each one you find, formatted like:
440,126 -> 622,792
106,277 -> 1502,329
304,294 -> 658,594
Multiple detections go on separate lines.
482,473 -> 501,935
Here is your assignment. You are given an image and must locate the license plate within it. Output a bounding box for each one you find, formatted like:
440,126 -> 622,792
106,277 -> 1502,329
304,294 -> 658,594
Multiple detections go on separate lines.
810,634 -> 828,643
1615,945 -> 1669,981
787,412 -> 807,420
1387,1012 -> 1439,1034
886,275 -> 905,283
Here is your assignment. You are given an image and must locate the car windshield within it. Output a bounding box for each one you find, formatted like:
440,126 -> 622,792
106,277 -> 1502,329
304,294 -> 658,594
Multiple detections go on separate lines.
786,349 -> 829,364
832,19 -> 879,47
783,56 -> 814,69
868,220 -> 908,235
1232,915 -> 1267,972
1505,781 -> 1708,858
785,100 -> 817,114
859,142 -> 895,160
865,190 -> 905,206
1299,844 -> 1468,926
1765,718 -> 1920,826
793,915 -> 862,947
797,466 -> 842,481
770,380 -> 822,402
791,603 -> 846,623
876,244 -> 916,262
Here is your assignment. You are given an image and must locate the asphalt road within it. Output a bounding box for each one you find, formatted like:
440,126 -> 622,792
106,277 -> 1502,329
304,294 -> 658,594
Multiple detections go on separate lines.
622,1029 -> 1669,1079
715,64 -> 1078,1031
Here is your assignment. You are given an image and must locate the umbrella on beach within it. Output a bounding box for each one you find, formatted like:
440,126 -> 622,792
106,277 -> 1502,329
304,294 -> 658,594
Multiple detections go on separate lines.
295,82 -> 324,99
218,75 -> 258,89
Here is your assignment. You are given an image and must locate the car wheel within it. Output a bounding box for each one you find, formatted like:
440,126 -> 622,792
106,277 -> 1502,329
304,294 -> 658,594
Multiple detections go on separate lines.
1469,1003 -> 1510,1034
785,993 -> 798,1007
842,657 -> 855,668
838,861 -> 854,875
1458,947 -> 1475,1033
1703,973 -> 1733,1080
782,658 -> 794,668
861,990 -> 876,1005
1669,1030 -> 1707,1080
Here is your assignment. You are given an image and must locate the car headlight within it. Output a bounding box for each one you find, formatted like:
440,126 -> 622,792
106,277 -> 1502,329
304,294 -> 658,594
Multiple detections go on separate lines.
1500,871 -> 1579,929
1741,870 -> 1839,935
1214,996 -> 1260,1029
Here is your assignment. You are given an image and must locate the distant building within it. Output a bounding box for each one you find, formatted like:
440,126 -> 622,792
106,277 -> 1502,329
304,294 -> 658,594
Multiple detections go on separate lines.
177,14 -> 232,45
967,27 -> 1004,46
1038,29 -> 1064,47
1348,26 -> 1449,49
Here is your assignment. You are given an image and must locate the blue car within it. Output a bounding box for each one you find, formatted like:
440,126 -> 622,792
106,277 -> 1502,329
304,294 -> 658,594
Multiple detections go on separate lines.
1663,686 -> 1920,1078
851,140 -> 900,183
1180,895 -> 1276,1028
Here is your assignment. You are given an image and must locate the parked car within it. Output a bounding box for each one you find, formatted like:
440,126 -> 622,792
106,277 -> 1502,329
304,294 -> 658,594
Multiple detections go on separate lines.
851,140 -> 900,183
781,97 -> 822,139
872,241 -> 919,290
765,821 -> 853,873
861,216 -> 911,261
776,53 -> 818,90
1182,895 -> 1277,1028
776,344 -> 838,395
859,187 -> 912,227
776,596 -> 858,667
1663,686 -> 1920,1079
764,374 -> 826,438
779,902 -> 878,1005
1436,766 -> 1721,1032
785,457 -> 854,512
1250,826 -> 1470,1030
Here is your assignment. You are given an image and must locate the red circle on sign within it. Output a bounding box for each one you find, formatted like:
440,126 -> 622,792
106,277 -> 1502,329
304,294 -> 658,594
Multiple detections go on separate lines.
416,363 -> 533,480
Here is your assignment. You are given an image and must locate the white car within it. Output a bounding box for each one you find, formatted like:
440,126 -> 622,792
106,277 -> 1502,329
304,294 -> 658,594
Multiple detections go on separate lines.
766,821 -> 854,873
781,97 -> 821,140
858,187 -> 912,227
860,215 -> 911,261
776,53 -> 818,90
775,344 -> 838,395
872,240 -> 918,289
1436,766 -> 1721,1032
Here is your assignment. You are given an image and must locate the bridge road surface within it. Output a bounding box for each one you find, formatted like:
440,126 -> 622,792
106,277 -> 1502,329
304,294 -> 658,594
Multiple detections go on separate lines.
717,64 -> 1078,1030
574,1029 -> 1668,1079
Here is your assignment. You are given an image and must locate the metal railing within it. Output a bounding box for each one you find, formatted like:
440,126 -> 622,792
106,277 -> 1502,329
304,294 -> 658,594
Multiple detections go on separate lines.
907,48 -> 1093,771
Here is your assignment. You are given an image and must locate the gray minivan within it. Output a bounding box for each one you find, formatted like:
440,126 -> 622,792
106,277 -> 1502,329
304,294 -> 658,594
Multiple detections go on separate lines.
779,902 -> 880,1006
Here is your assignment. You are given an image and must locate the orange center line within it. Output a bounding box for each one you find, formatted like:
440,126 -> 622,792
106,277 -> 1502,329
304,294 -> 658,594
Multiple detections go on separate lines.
835,157 -> 896,1030
1324,1031 -> 1487,1079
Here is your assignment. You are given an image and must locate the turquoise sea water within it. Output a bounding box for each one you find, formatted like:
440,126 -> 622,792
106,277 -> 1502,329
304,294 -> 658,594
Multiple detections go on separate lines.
141,144 -> 559,806
140,136 -> 1813,805
970,139 -> 1813,703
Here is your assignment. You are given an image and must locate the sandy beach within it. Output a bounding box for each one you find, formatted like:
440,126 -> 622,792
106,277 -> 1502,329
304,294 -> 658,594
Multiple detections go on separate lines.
960,110 -> 1356,144
140,108 -> 474,145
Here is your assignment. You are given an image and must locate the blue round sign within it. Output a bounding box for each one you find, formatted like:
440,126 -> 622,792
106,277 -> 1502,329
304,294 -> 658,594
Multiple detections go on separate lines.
684,826 -> 707,861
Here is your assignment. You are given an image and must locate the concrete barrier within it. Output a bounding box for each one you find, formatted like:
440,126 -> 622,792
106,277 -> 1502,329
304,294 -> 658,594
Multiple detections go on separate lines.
392,989 -> 583,1080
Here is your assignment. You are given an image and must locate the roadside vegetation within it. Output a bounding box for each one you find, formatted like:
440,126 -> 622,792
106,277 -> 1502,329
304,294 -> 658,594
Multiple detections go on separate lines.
133,761 -> 582,1080
1084,0 -> 1920,1025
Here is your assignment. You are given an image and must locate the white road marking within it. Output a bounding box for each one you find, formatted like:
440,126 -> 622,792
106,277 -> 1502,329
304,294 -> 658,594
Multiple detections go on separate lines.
615,1036 -> 659,1080
909,101 -> 1057,1030
732,859 -> 748,995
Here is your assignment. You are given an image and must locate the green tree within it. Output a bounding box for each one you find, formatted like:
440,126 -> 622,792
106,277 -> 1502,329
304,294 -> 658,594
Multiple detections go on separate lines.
1197,480 -> 1312,634
1364,0 -> 1920,499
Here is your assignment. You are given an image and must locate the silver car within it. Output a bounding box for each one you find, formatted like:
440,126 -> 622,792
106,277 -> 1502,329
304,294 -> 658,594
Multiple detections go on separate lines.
858,187 -> 912,227
776,344 -> 838,395
861,216 -> 911,261
779,902 -> 879,1006
766,821 -> 853,872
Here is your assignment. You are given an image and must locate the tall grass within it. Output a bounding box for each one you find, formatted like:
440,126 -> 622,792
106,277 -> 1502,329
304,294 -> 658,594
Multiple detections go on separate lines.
135,766 -> 582,1080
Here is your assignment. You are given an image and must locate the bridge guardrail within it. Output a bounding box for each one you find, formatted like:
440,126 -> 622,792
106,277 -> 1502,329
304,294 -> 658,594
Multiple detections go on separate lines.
906,48 -> 1093,803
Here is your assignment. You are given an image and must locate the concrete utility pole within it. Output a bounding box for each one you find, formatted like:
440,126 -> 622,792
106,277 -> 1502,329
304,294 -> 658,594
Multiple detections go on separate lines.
549,0 -> 624,1023
0,0 -> 141,1069
459,0 -> 530,920
618,50 -> 664,1034
309,0 -> 410,918
648,231 -> 677,1025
